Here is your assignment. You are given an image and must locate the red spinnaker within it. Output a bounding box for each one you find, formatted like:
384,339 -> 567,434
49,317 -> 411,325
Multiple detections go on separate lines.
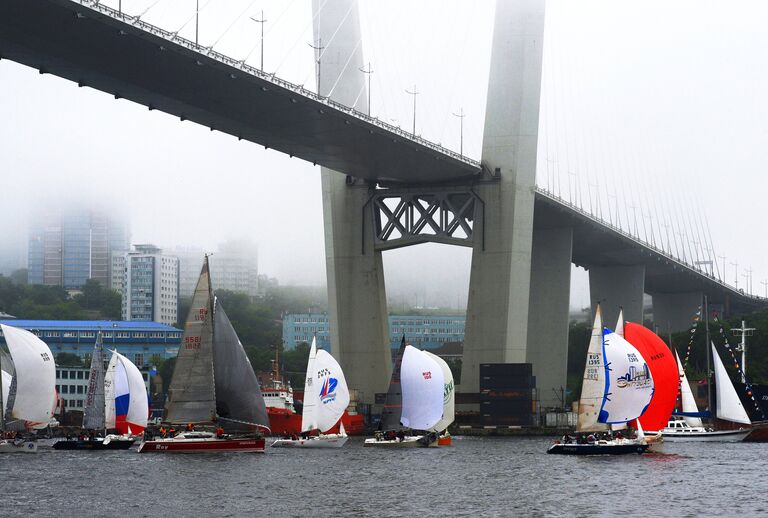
624,322 -> 678,431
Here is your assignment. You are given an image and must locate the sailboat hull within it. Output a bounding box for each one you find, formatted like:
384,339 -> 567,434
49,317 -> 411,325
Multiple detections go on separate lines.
271,434 -> 348,448
52,437 -> 135,450
0,440 -> 38,454
363,435 -> 438,448
138,435 -> 266,453
547,443 -> 649,455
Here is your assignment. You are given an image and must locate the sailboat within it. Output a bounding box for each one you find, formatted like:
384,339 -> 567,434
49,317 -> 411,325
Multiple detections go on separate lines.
423,350 -> 455,446
548,306 -> 655,455
53,334 -> 147,450
0,324 -> 57,453
271,337 -> 350,448
138,256 -> 270,453
652,345 -> 751,442
364,339 -> 445,448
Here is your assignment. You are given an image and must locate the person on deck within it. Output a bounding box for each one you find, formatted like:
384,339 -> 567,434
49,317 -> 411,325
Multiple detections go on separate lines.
216,426 -> 225,438
186,423 -> 194,432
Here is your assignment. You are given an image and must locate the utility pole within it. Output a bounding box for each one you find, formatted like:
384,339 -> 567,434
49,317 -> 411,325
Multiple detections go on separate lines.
405,85 -> 419,136
732,320 -> 755,383
195,0 -> 199,46
452,107 -> 465,157
717,254 -> 726,281
250,11 -> 267,72
309,38 -> 325,96
359,62 -> 373,116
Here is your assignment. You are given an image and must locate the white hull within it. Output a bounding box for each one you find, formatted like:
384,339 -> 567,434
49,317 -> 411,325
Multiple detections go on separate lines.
363,435 -> 438,448
0,440 -> 37,453
650,429 -> 750,442
271,434 -> 348,449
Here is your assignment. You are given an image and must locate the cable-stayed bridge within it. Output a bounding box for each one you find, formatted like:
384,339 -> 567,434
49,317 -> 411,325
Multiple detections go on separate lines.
1,0 -> 765,407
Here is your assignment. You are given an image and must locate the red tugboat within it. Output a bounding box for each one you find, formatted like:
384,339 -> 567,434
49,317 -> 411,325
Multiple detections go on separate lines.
261,352 -> 365,436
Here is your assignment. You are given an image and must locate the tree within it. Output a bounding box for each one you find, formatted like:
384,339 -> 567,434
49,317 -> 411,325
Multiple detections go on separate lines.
10,268 -> 27,286
55,352 -> 84,367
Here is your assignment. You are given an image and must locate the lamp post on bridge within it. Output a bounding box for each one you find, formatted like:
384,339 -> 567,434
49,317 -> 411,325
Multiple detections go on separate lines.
452,107 -> 465,157
405,85 -> 419,136
309,38 -> 325,96
717,254 -> 726,282
250,11 -> 267,72
731,261 -> 739,290
761,279 -> 768,298
195,0 -> 199,46
359,62 -> 374,116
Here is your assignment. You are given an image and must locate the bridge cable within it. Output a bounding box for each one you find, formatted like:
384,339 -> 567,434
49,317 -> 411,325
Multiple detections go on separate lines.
209,0 -> 261,50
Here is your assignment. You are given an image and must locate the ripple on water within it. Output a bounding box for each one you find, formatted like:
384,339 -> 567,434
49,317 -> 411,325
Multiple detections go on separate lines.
0,436 -> 765,516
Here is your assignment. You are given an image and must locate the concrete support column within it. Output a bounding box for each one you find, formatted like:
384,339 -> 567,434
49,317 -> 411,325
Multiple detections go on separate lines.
652,291 -> 702,334
313,0 -> 390,404
589,265 -> 646,328
527,227 -> 573,408
461,0 -> 545,392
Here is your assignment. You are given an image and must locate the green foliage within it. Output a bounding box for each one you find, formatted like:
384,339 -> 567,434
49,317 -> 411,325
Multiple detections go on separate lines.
0,275 -> 121,320
444,357 -> 462,385
56,352 -> 85,367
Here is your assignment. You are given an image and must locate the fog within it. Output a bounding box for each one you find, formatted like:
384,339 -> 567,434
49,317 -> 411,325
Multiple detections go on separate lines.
1,0 -> 767,309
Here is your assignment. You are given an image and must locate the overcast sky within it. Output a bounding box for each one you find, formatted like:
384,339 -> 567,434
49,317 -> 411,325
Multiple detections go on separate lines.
1,0 -> 767,309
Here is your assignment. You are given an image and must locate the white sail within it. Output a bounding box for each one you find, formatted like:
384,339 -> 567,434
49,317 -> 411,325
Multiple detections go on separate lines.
313,349 -> 350,432
300,337 -> 319,433
104,353 -> 118,430
0,325 -> 56,424
113,351 -> 149,433
1,370 -> 10,411
577,306 -> 609,432
599,330 -> 654,424
615,309 -> 625,337
423,351 -> 455,432
675,350 -> 703,427
400,345 -> 444,431
712,343 -> 751,425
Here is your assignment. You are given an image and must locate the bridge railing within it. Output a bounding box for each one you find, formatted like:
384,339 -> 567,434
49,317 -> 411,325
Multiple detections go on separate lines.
72,0 -> 480,169
534,186 -> 765,302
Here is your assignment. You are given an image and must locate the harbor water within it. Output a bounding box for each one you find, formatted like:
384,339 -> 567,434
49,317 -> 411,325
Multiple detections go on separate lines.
2,436 -> 766,516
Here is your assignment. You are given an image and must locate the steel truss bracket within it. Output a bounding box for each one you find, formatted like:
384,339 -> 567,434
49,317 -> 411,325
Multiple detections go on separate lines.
369,187 -> 483,251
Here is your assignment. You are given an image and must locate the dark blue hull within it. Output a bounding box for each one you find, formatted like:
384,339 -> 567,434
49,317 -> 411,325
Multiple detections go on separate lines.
547,443 -> 649,455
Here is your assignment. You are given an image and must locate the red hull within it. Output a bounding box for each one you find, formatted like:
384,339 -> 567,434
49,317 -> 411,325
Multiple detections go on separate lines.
267,408 -> 365,436
138,437 -> 265,453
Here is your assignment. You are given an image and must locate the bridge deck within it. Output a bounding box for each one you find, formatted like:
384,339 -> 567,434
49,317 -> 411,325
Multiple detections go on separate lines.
0,0 -> 480,184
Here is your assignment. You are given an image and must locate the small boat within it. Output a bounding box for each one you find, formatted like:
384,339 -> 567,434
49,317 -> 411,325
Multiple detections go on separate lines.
271,337 -> 350,448
0,324 -> 57,454
547,306 -> 655,455
364,338 -> 445,448
138,257 -> 270,453
649,344 -> 751,442
52,334 -> 143,451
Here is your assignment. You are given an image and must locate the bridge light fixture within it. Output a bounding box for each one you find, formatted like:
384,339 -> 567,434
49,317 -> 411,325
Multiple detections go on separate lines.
290,98 -> 297,103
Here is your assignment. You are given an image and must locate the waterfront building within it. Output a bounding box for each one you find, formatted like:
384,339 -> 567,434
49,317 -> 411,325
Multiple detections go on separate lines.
27,208 -> 130,289
0,319 -> 181,364
169,240 -> 259,298
113,244 -> 180,325
282,313 -> 466,351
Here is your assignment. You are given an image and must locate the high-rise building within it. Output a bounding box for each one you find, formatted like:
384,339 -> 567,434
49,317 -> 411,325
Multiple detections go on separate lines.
27,208 -> 130,289
169,239 -> 259,298
114,244 -> 179,325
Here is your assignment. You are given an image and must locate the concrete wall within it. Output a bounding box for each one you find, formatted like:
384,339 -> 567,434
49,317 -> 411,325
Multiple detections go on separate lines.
313,0 -> 391,404
461,0 -> 546,392
527,227 -> 573,408
588,264 -> 646,328
652,291 -> 702,334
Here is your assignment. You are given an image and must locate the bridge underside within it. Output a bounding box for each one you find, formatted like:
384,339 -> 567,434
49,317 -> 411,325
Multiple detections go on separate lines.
0,0 -> 478,184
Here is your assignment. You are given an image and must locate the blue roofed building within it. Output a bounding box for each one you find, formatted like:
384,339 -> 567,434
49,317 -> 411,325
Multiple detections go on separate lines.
0,320 -> 182,368
282,313 -> 465,351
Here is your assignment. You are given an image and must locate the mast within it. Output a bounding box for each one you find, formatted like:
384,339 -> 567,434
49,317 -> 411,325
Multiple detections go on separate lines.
704,294 -> 712,418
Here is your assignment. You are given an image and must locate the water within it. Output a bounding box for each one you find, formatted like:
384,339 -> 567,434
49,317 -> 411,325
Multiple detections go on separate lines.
2,436 -> 766,517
